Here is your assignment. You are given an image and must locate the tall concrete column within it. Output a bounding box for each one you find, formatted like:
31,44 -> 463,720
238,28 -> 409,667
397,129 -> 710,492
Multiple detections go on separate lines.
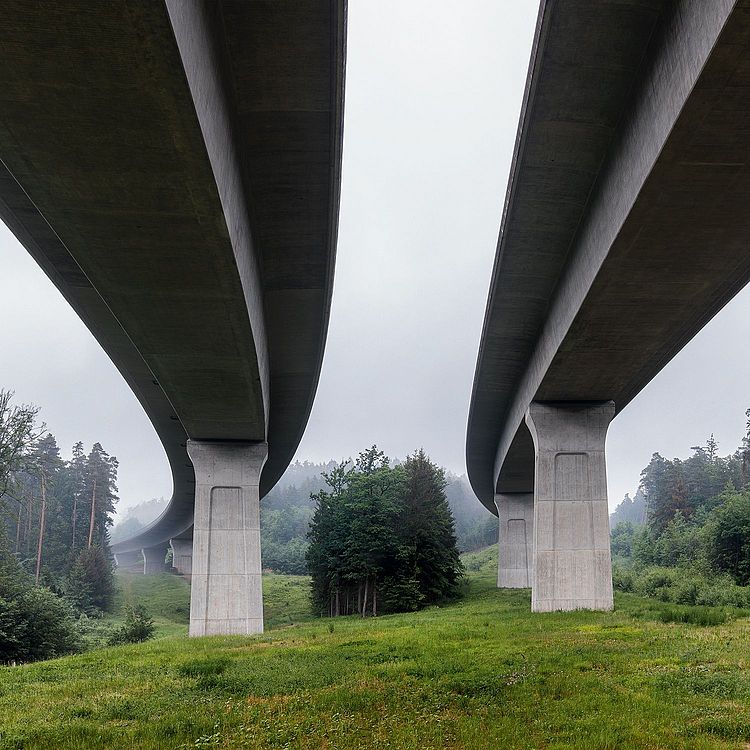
494,493 -> 533,588
142,546 -> 166,575
170,538 -> 193,577
525,402 -> 614,612
113,550 -> 142,572
187,440 -> 267,637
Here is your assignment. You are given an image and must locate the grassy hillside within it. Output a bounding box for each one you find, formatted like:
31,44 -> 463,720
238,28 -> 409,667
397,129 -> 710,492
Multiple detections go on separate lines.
114,571 -> 314,631
75,571 -> 315,648
3,551 -> 750,748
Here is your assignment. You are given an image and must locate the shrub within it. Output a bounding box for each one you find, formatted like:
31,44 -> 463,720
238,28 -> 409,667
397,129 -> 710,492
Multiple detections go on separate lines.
0,588 -> 80,663
19,587 -> 81,660
703,490 -> 750,584
672,578 -> 700,605
107,604 -> 155,646
611,564 -> 635,593
613,563 -> 750,612
638,567 -> 680,599
0,541 -> 80,663
66,546 -> 116,614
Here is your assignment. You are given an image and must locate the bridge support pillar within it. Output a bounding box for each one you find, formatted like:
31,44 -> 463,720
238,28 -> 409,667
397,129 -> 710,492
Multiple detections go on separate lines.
525,402 -> 614,612
494,493 -> 533,588
113,550 -> 142,572
187,440 -> 267,637
142,546 -> 167,575
170,538 -> 193,577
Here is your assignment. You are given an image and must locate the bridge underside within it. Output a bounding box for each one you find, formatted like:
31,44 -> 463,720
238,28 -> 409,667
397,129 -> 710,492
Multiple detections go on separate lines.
0,0 -> 345,634
468,0 -> 750,609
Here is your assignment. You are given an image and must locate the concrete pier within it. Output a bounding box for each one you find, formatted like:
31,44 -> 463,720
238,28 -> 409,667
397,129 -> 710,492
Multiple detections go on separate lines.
494,493 -> 533,588
142,546 -> 167,575
187,440 -> 267,637
525,402 -> 614,612
170,538 -> 193,577
113,550 -> 142,573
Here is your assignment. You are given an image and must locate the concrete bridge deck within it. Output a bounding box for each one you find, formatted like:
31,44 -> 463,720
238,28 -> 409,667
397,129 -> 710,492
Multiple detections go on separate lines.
467,0 -> 750,610
0,0 -> 345,633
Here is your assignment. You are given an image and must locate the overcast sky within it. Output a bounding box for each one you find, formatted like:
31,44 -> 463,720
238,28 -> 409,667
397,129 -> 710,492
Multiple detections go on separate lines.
1,1 -> 749,518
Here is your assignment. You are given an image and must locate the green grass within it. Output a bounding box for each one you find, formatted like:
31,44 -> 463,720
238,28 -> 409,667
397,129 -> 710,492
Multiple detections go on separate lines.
79,571 -> 315,646
3,551 -> 750,748
261,572 -> 315,630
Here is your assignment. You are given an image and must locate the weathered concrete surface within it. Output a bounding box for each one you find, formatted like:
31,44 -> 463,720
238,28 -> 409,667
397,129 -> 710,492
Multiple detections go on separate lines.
526,402 -> 614,612
188,440 -> 267,637
0,1 -> 346,556
494,493 -> 533,588
142,546 -> 168,576
170,538 -> 193,577
467,0 -> 750,508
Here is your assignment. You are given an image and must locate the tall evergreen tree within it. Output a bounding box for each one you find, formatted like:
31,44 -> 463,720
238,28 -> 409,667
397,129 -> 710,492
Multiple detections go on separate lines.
83,443 -> 118,551
740,409 -> 750,487
401,450 -> 462,605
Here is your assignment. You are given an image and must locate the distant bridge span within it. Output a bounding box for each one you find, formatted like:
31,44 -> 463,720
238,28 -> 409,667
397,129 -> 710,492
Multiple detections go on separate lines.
0,0 -> 345,634
467,0 -> 750,610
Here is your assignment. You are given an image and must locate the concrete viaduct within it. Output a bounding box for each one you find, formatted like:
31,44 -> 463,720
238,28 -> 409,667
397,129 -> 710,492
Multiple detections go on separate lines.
0,1 -> 345,635
466,0 -> 750,612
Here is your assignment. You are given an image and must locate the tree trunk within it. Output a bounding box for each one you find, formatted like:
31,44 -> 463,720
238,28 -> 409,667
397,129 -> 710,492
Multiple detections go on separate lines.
35,475 -> 47,584
362,576 -> 369,618
87,477 -> 97,548
71,492 -> 78,550
14,496 -> 23,553
335,587 -> 340,617
373,577 -> 377,617
358,583 -> 362,615
26,493 -> 33,556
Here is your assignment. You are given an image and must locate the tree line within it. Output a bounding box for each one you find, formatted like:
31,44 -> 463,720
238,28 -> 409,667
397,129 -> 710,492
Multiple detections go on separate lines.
611,409 -> 750,606
0,390 -> 119,662
306,447 -> 463,617
257,459 -> 494,576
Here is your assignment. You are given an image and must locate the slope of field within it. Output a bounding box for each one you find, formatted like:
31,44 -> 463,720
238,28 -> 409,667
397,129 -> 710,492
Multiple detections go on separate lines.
76,571 -> 315,648
2,552 -> 750,749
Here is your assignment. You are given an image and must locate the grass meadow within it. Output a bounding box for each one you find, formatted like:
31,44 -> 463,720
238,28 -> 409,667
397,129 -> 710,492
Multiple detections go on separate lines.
2,549 -> 750,748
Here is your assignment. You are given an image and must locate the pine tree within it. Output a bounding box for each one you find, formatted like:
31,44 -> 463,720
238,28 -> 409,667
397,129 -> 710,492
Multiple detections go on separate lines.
741,409 -> 750,487
65,546 -> 115,613
69,442 -> 87,553
307,462 -> 352,616
401,450 -> 462,605
83,443 -> 118,552
30,435 -> 65,581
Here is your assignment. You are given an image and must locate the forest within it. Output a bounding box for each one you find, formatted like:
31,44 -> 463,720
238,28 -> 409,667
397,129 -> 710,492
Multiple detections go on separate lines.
0,390 -> 126,662
610,409 -> 750,610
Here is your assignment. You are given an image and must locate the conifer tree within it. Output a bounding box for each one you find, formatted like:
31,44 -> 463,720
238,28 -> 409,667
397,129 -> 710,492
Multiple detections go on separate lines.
401,450 -> 462,605
84,443 -> 118,552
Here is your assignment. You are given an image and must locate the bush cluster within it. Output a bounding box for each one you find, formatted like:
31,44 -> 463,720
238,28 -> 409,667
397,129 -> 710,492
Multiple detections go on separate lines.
613,563 -> 750,608
107,603 -> 155,646
0,544 -> 80,663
